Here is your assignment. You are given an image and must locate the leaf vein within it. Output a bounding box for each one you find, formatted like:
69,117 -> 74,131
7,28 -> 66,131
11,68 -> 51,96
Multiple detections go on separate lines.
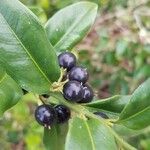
54,6 -> 95,48
83,120 -> 96,150
118,106 -> 150,123
0,73 -> 7,85
0,13 -> 51,84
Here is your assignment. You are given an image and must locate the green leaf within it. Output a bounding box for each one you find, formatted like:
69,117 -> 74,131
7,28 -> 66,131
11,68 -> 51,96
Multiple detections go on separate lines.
135,64 -> 150,79
43,123 -> 68,150
45,2 -> 98,52
65,117 -> 117,150
113,124 -> 142,137
117,78 -> 150,129
43,127 -> 58,150
56,123 -> 68,150
29,6 -> 47,24
84,95 -> 130,113
0,0 -> 60,94
0,68 -> 23,116
116,39 -> 128,58
85,106 -> 119,119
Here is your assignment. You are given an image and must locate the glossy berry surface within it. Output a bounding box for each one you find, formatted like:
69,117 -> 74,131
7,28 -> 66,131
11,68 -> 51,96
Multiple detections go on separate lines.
94,112 -> 109,119
68,66 -> 89,83
55,105 -> 71,124
35,104 -> 56,127
63,81 -> 84,102
58,52 -> 76,71
78,85 -> 94,103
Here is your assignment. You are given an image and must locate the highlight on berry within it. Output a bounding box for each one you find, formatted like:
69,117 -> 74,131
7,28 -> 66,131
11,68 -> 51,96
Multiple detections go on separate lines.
58,52 -> 94,103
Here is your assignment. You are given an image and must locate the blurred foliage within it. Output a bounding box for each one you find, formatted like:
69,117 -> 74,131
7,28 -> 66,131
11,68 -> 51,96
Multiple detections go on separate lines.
20,0 -> 129,20
0,0 -> 150,149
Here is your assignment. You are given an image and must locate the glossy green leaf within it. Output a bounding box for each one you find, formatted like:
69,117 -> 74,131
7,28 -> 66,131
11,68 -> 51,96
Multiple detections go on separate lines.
114,124 -> 142,137
84,95 -> 130,113
29,6 -> 47,24
117,78 -> 150,129
45,2 -> 98,52
56,123 -> 68,150
43,127 -> 58,150
0,68 -> 23,116
65,117 -> 117,150
0,0 -> 60,94
43,123 -> 68,150
85,107 -> 119,119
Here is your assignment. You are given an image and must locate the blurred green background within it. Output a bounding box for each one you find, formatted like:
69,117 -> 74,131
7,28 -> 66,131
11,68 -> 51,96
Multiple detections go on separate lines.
0,0 -> 150,149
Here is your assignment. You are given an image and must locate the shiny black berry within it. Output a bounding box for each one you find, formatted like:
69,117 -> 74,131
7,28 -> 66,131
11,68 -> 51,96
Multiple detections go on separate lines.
68,66 -> 89,83
35,104 -> 56,127
78,85 -> 94,103
94,112 -> 109,119
58,52 -> 76,71
63,81 -> 84,102
55,105 -> 71,124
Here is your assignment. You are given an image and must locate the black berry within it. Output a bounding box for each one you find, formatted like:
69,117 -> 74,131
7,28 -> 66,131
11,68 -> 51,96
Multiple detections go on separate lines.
35,104 -> 56,127
55,105 -> 71,124
78,85 -> 94,103
58,52 -> 76,71
63,81 -> 84,102
94,112 -> 109,119
68,66 -> 89,83
41,94 -> 50,98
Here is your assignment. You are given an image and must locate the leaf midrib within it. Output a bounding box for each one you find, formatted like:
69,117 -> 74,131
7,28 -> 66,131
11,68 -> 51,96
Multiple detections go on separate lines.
119,105 -> 150,123
54,6 -> 95,48
0,13 -> 51,84
85,95 -> 121,106
0,73 -> 7,85
83,120 -> 96,150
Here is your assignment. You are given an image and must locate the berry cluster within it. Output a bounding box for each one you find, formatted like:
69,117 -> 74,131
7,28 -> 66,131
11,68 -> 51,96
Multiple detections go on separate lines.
34,52 -> 108,128
58,52 -> 94,103
35,104 -> 70,128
